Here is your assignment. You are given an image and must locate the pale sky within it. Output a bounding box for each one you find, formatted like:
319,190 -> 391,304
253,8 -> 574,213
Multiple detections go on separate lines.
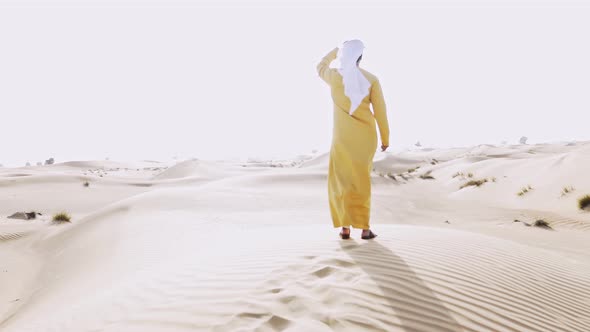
1,0 -> 590,167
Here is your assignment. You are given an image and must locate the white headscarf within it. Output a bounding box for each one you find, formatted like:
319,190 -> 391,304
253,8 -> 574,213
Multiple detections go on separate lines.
337,40 -> 371,115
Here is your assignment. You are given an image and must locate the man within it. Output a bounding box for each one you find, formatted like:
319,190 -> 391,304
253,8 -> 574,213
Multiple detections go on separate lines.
317,40 -> 390,240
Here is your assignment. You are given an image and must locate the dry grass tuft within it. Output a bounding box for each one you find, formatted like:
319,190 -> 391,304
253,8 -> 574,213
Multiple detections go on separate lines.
517,185 -> 533,196
561,186 -> 575,197
578,195 -> 590,211
533,219 -> 552,229
52,212 -> 71,223
460,178 -> 488,189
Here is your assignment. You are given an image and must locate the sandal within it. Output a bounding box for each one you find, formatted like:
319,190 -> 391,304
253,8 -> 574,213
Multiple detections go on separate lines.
361,230 -> 377,240
340,228 -> 350,240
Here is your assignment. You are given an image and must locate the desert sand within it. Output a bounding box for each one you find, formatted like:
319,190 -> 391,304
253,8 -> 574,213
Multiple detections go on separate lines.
1,142 -> 590,332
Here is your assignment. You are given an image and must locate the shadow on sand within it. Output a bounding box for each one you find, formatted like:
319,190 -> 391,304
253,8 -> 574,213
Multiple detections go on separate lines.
340,240 -> 462,332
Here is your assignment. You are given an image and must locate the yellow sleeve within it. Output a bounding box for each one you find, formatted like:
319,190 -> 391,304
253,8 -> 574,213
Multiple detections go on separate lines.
316,47 -> 339,85
371,79 -> 390,147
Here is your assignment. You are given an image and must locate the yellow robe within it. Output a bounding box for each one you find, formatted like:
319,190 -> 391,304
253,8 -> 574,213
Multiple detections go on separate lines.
317,48 -> 390,230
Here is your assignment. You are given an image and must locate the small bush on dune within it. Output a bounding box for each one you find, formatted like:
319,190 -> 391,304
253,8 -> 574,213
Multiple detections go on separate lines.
452,172 -> 464,178
561,186 -> 575,197
83,181 -> 90,187
533,219 -> 552,229
52,212 -> 71,223
460,178 -> 488,189
517,185 -> 533,196
578,195 -> 590,211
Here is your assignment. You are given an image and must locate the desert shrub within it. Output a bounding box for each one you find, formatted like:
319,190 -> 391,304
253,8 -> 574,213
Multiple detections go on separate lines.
578,195 -> 590,211
533,219 -> 552,229
467,172 -> 474,178
452,172 -> 464,178
517,186 -> 533,196
83,181 -> 90,187
561,186 -> 575,197
52,212 -> 71,223
460,178 -> 488,189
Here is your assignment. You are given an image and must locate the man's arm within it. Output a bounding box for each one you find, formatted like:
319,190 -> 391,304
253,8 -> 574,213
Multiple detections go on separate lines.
371,79 -> 390,149
316,47 -> 339,85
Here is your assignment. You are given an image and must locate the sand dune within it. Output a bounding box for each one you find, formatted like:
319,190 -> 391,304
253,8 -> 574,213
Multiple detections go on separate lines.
1,142 -> 590,331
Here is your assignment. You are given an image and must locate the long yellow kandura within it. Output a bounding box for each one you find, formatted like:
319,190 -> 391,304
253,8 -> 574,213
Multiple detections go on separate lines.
317,47 -> 390,230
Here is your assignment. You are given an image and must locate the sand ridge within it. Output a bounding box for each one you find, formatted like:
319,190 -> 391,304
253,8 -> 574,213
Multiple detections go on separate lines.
1,142 -> 590,331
